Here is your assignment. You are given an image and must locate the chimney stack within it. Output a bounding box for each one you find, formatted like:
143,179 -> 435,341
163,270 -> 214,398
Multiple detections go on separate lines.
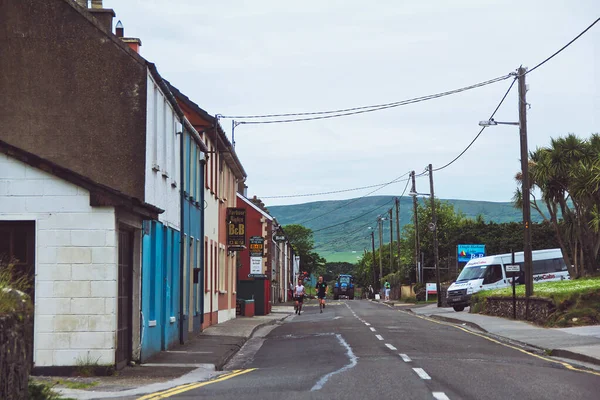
113,20 -> 142,54
115,20 -> 124,38
86,0 -> 115,34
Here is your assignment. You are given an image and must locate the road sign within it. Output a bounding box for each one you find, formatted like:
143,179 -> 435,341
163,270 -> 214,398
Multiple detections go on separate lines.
505,264 -> 520,272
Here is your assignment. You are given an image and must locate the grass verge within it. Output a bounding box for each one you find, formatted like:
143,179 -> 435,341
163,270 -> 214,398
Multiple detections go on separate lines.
472,277 -> 600,327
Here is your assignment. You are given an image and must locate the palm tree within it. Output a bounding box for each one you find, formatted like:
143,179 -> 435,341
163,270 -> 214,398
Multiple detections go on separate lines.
514,134 -> 600,277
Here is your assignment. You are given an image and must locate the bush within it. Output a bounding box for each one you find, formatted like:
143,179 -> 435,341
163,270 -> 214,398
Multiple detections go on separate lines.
28,381 -> 63,400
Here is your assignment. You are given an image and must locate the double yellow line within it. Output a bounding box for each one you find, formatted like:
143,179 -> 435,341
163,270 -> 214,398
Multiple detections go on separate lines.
410,312 -> 600,377
137,368 -> 257,399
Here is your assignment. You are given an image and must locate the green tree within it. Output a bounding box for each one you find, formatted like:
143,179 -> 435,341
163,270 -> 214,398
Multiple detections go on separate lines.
284,224 -> 326,276
514,133 -> 600,277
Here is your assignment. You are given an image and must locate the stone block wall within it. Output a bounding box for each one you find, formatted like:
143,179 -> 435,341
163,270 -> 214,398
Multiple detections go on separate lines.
0,154 -> 118,366
474,296 -> 555,324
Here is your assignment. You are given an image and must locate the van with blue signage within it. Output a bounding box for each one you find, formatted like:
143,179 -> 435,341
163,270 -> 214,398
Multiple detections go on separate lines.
446,248 -> 569,311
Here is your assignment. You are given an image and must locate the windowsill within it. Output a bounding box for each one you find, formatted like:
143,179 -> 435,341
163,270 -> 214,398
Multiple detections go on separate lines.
152,164 -> 160,172
218,290 -> 227,295
169,316 -> 176,324
149,320 -> 157,327
162,171 -> 169,178
171,180 -> 178,188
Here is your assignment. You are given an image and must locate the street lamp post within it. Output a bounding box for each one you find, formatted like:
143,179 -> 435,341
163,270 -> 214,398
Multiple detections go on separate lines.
479,66 -> 532,317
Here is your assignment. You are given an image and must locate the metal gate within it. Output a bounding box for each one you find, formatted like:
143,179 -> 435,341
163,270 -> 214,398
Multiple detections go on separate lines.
116,228 -> 133,370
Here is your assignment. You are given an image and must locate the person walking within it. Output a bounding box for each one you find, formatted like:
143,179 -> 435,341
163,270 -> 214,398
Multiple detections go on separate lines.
384,281 -> 391,301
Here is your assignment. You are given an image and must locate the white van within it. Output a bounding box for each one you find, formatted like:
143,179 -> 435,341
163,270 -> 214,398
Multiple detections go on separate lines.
446,248 -> 569,312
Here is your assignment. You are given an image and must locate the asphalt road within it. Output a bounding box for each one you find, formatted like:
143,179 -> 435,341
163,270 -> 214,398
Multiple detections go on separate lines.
158,300 -> 600,400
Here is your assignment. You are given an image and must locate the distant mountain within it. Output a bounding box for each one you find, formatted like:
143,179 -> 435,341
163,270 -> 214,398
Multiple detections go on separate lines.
268,196 -> 542,262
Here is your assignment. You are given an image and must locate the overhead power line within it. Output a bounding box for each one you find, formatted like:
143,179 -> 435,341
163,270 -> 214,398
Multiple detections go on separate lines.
314,179 -> 412,250
297,171 -> 411,225
526,17 -> 599,75
312,197 -> 396,233
221,75 -> 511,124
432,76 -> 518,172
261,181 -> 403,199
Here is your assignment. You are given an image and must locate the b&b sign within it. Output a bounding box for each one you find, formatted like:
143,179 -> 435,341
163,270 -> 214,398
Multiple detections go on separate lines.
227,208 -> 246,251
457,244 -> 486,263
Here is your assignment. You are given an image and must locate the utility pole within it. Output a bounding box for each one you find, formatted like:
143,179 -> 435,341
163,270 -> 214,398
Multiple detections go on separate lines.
518,66 -> 533,314
371,231 -> 377,291
378,216 -> 384,292
395,197 -> 401,273
411,171 -> 421,283
429,164 -> 442,307
389,208 -> 394,273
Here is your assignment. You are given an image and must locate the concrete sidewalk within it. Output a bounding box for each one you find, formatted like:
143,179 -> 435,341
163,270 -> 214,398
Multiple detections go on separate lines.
49,308 -> 293,399
409,304 -> 600,367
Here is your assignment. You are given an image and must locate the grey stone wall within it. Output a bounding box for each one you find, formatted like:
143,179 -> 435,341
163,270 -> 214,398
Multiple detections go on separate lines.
473,296 -> 554,324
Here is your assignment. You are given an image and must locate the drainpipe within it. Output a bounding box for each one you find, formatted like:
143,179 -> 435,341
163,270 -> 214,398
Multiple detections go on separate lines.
199,156 -> 206,327
179,125 -> 185,345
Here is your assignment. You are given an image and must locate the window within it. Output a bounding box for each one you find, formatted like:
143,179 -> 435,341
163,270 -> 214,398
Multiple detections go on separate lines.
183,134 -> 189,194
152,85 -> 159,168
205,141 -> 210,190
196,148 -> 202,202
205,237 -> 209,293
191,143 -> 197,200
213,243 -> 218,292
171,115 -> 177,185
483,264 -> 503,284
196,239 -> 201,313
162,99 -> 168,172
183,234 -> 188,316
219,247 -> 226,292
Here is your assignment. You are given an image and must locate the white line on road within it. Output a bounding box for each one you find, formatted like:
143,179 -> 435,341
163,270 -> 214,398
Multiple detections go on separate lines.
433,392 -> 450,400
369,327 -> 376,332
311,334 -> 358,391
399,354 -> 411,362
385,344 -> 397,351
364,322 -> 371,326
375,334 -> 384,341
413,368 -> 431,380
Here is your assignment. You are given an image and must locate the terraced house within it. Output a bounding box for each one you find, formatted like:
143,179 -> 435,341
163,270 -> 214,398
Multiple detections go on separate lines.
0,0 -> 246,371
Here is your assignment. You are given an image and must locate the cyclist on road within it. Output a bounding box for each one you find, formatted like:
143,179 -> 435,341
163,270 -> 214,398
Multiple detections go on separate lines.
294,278 -> 306,315
316,276 -> 328,313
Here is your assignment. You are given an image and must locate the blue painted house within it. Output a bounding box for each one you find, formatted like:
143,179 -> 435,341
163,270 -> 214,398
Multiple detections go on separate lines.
137,67 -> 208,361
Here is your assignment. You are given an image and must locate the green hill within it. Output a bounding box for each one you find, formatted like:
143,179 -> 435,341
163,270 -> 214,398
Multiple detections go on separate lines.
268,196 -> 542,263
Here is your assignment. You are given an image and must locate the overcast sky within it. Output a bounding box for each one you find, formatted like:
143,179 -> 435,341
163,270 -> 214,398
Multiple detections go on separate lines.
105,0 -> 599,206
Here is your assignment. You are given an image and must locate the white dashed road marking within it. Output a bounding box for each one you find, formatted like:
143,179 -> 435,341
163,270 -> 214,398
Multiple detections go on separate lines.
385,344 -> 397,351
375,334 -> 384,341
413,368 -> 431,380
399,354 -> 412,362
365,322 -> 371,326
433,392 -> 450,400
369,327 -> 376,332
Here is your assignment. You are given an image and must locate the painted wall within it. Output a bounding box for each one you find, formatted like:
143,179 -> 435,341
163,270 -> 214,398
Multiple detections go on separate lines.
145,72 -> 181,230
0,154 -> 118,367
181,128 -> 204,334
236,194 -> 272,316
140,221 -> 180,362
202,135 -> 220,328
217,162 -> 238,323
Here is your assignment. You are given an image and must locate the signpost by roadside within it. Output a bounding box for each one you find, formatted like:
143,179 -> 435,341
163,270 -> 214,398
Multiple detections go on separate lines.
506,250 -> 519,320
